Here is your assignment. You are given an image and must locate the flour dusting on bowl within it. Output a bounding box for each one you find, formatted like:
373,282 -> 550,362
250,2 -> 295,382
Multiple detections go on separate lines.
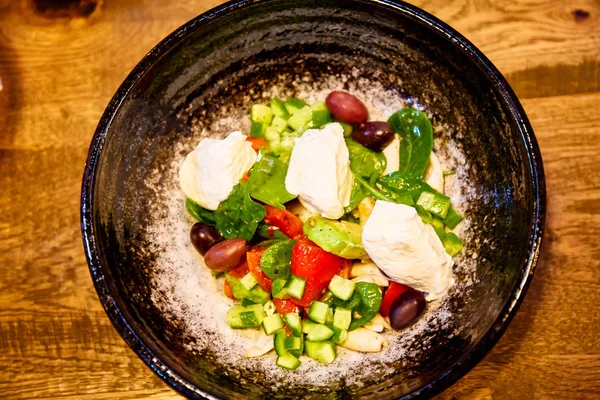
142,73 -> 478,390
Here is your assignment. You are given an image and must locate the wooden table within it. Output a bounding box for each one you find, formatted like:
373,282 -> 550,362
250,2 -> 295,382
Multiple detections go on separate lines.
1,0 -> 599,398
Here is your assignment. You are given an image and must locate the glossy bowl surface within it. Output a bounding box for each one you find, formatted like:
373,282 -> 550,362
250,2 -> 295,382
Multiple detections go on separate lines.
81,0 -> 546,398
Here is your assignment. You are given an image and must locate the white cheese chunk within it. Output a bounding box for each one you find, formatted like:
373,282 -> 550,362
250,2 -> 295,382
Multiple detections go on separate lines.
285,123 -> 353,219
362,201 -> 453,300
179,131 -> 257,210
381,134 -> 400,175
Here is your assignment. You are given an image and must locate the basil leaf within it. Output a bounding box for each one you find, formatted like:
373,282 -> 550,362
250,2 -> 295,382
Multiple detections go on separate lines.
348,282 -> 383,331
215,181 -> 266,241
345,138 -> 386,183
388,108 -> 433,178
249,152 -> 296,209
259,239 -> 296,280
185,198 -> 216,226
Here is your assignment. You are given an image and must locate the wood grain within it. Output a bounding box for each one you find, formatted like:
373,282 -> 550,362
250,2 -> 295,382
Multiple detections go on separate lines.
0,0 -> 598,399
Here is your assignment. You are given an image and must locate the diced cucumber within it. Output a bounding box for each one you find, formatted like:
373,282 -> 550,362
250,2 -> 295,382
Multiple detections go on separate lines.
251,104 -> 273,124
304,341 -> 337,364
272,278 -> 287,299
274,329 -> 287,356
305,323 -> 334,342
431,217 -> 446,241
225,273 -> 270,304
302,319 -> 319,334
270,115 -> 288,134
241,298 -> 256,307
333,308 -> 352,330
240,273 -> 258,290
263,300 -> 276,316
284,97 -> 306,115
283,275 -> 306,300
284,313 -> 302,337
330,326 -> 348,344
442,232 -> 463,256
263,313 -> 285,335
416,191 -> 451,219
226,304 -> 265,329
443,206 -> 463,229
240,311 -> 259,327
310,102 -> 332,128
250,121 -> 266,138
270,98 -> 290,119
308,301 -> 330,324
325,308 -> 334,327
328,275 -> 355,301
284,336 -> 303,358
276,353 -> 301,370
287,105 -> 312,131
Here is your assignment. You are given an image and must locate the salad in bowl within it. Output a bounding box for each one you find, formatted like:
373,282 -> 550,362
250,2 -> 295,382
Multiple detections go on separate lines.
178,90 -> 463,371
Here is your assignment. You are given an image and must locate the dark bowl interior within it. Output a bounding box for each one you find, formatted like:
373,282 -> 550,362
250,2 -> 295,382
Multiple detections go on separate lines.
81,0 -> 545,399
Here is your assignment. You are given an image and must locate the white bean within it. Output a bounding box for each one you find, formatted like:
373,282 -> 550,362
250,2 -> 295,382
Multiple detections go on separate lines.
340,328 -> 387,352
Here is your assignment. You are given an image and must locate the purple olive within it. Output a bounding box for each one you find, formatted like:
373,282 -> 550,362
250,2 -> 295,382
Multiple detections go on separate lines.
352,121 -> 395,152
325,91 -> 369,124
389,288 -> 426,330
190,222 -> 223,255
203,238 -> 247,272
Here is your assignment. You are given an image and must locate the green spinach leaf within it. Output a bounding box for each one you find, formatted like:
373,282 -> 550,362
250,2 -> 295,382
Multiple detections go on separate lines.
259,239 -> 296,280
348,282 -> 383,331
215,181 -> 266,241
249,152 -> 296,209
388,108 -> 433,178
378,172 -> 435,201
345,138 -> 387,183
185,198 -> 216,226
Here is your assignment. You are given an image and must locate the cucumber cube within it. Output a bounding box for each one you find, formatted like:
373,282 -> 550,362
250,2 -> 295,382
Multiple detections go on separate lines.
443,206 -> 463,229
310,102 -> 332,128
273,329 -> 287,356
331,326 -> 348,344
272,278 -> 287,299
240,311 -> 259,327
284,313 -> 303,337
240,273 -> 258,290
308,301 -> 330,324
283,275 -> 306,300
262,313 -> 285,335
333,308 -> 352,330
270,115 -> 288,134
287,105 -> 312,131
302,319 -> 318,334
416,191 -> 451,219
305,341 -> 336,364
284,336 -> 302,352
250,121 -> 266,138
328,275 -> 355,301
442,232 -> 463,256
270,98 -> 290,119
284,97 -> 306,115
305,324 -> 334,342
276,353 -> 301,370
251,104 -> 273,124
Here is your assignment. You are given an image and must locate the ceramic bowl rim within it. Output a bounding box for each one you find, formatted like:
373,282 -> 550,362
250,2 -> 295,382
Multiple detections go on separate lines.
80,0 -> 546,398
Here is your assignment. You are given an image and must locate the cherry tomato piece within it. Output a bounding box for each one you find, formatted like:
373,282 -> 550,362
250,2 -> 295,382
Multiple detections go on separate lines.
379,282 -> 411,318
246,246 -> 273,292
263,205 -> 304,239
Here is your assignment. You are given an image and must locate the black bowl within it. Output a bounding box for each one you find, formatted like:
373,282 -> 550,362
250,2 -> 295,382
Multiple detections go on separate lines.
81,0 -> 545,398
